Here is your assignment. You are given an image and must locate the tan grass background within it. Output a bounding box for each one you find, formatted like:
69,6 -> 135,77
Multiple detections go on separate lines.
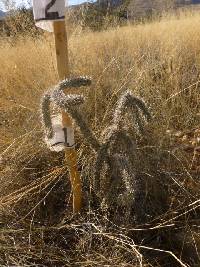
0,10 -> 199,266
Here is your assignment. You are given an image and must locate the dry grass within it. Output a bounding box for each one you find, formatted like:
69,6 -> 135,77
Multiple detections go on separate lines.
0,10 -> 200,266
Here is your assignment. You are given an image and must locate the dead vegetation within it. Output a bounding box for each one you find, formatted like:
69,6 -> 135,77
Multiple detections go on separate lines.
0,10 -> 200,266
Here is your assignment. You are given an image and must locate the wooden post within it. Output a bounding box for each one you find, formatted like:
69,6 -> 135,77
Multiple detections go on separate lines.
53,20 -> 82,213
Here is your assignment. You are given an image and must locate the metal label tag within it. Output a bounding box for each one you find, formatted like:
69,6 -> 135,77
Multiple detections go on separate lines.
46,115 -> 75,152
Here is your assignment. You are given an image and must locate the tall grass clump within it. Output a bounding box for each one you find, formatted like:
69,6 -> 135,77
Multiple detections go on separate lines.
0,10 -> 199,266
0,6 -> 39,38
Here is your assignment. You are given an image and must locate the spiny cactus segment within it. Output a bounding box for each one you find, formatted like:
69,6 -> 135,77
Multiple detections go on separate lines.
58,76 -> 92,90
113,90 -> 151,132
41,76 -> 92,146
41,92 -> 53,139
67,108 -> 101,152
52,90 -> 85,109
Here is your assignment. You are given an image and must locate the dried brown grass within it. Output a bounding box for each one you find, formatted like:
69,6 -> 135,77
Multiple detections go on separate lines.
0,10 -> 199,266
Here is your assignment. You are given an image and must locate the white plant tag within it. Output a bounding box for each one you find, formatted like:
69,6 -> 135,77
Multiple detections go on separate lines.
46,115 -> 75,152
33,0 -> 66,32
63,127 -> 75,148
47,115 -> 65,152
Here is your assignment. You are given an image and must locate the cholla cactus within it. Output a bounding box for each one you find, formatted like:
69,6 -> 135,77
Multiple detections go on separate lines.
41,81 -> 151,221
93,90 -> 151,212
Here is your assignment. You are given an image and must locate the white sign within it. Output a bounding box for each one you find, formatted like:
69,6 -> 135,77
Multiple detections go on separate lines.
63,127 -> 75,148
46,115 -> 75,152
33,0 -> 66,32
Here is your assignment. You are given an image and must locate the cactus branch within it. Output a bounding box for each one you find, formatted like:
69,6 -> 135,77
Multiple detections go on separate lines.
58,76 -> 92,90
66,107 -> 101,152
41,77 -> 92,146
113,90 -> 151,133
41,92 -> 53,139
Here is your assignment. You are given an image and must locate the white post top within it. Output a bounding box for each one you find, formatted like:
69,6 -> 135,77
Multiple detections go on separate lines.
33,0 -> 66,32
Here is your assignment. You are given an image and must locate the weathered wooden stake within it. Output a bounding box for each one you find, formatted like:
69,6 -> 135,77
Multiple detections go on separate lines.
53,20 -> 82,213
